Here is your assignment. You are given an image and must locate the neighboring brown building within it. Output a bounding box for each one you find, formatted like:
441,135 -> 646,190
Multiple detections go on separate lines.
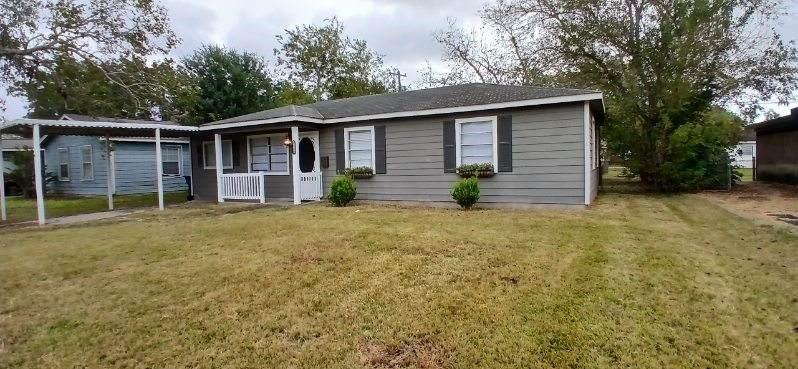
753,107 -> 798,184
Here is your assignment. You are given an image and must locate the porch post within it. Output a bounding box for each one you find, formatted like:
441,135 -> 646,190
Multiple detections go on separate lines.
155,128 -> 164,211
291,126 -> 300,205
32,124 -> 45,225
214,133 -> 224,203
105,134 -> 114,210
0,131 -> 6,222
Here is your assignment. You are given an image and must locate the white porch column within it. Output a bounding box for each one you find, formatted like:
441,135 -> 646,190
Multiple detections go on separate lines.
155,128 -> 164,211
105,134 -> 114,210
291,126 -> 301,205
32,124 -> 45,225
0,132 -> 6,222
214,133 -> 224,203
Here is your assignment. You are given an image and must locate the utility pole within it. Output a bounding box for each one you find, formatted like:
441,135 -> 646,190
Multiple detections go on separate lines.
391,69 -> 407,91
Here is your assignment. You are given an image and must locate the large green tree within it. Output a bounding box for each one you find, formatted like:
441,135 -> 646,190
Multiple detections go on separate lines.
274,17 -> 391,101
0,0 -> 177,110
179,45 -> 279,125
435,0 -> 798,191
12,56 -> 187,120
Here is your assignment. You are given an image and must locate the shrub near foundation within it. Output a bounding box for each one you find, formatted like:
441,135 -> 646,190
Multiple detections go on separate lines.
451,177 -> 480,210
328,175 -> 357,206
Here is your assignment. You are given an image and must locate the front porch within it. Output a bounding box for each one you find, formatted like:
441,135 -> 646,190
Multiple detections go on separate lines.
192,125 -> 325,204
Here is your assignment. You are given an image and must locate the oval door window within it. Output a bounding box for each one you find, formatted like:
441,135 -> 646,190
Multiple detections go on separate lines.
298,137 -> 316,173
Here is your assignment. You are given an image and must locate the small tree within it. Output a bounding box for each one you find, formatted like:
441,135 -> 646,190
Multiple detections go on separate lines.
328,176 -> 357,207
451,177 -> 480,210
6,149 -> 56,198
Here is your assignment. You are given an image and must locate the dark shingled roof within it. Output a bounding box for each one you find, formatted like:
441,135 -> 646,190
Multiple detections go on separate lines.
208,105 -> 324,126
202,83 -> 600,126
753,107 -> 798,134
740,125 -> 756,141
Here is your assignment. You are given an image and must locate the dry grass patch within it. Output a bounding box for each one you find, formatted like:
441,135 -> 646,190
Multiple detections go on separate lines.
0,195 -> 796,368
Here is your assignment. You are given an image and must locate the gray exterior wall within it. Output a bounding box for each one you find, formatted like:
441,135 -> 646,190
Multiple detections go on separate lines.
44,135 -> 190,196
191,102 -> 596,206
318,103 -> 588,205
190,133 -> 294,201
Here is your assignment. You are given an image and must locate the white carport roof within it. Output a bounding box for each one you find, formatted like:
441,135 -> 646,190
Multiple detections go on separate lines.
0,118 -> 198,226
0,118 -> 198,138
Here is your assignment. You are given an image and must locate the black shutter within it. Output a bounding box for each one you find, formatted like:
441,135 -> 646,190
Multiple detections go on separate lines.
335,128 -> 345,174
443,120 -> 456,173
497,114 -> 513,172
374,125 -> 387,174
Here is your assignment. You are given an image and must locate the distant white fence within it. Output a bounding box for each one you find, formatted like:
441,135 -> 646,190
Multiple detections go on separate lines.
220,173 -> 266,203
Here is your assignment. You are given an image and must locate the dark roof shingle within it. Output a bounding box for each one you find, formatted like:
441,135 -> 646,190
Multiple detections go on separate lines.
202,83 -> 599,126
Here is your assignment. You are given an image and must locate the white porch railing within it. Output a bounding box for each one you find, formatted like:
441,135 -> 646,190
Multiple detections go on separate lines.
299,172 -> 323,201
220,173 -> 266,203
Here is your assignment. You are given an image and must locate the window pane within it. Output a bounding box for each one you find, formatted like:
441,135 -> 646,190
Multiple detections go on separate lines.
81,147 -> 92,163
460,121 -> 493,165
222,141 -> 233,167
60,164 -> 69,178
461,132 -> 492,145
82,163 -> 93,179
204,143 -> 216,167
59,149 -> 69,164
461,121 -> 492,133
163,162 -> 180,175
347,129 -> 373,168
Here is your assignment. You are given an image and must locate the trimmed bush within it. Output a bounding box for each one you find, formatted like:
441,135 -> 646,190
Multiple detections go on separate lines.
451,177 -> 480,210
328,175 -> 357,207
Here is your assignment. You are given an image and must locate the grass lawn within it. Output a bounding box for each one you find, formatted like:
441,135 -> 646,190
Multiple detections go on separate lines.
2,192 -> 188,223
0,195 -> 796,368
738,168 -> 754,182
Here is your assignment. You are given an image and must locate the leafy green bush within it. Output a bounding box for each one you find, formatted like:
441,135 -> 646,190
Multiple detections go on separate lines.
328,175 -> 357,206
451,177 -> 480,210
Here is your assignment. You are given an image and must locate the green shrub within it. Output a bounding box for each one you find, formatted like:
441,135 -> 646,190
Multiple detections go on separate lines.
328,175 -> 357,206
451,177 -> 480,210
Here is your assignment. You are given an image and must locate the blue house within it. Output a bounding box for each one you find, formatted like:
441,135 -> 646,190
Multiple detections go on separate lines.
42,115 -> 192,196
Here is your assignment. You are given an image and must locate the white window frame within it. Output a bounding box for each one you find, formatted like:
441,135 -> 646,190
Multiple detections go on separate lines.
202,140 -> 233,170
161,145 -> 183,177
57,147 -> 70,182
80,145 -> 94,181
246,134 -> 290,175
454,116 -> 498,169
343,126 -> 376,169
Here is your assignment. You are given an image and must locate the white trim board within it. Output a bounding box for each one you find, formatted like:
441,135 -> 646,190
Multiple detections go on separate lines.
583,101 -> 591,206
199,93 -> 604,131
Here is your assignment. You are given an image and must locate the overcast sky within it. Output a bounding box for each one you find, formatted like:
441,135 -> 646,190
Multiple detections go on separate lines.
2,0 -> 796,121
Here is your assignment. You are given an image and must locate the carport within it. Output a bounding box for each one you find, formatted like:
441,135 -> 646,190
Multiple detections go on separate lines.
0,119 -> 198,225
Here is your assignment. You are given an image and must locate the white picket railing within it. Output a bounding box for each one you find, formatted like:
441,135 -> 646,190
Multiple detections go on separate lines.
220,173 -> 266,203
299,172 -> 323,201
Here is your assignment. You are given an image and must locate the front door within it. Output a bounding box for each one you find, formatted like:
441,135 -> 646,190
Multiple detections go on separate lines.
297,131 -> 322,200
298,131 -> 320,173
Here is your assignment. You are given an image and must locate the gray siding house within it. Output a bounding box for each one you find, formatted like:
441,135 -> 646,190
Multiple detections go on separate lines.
42,115 -> 191,196
191,84 -> 604,208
